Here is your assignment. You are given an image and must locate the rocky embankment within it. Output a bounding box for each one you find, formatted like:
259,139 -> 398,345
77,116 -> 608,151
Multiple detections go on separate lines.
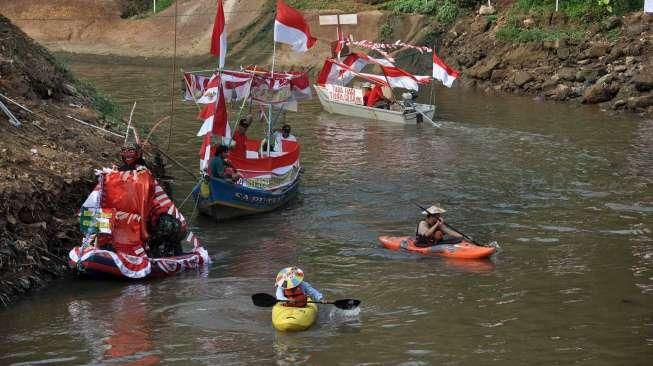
439,10 -> 652,116
0,15 -> 122,305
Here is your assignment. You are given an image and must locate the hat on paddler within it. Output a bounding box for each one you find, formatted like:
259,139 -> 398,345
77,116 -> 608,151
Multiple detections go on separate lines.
422,205 -> 446,215
275,267 -> 304,289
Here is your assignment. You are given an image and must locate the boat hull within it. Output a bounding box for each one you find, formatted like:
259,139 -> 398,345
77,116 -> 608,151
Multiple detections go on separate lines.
379,236 -> 496,259
315,85 -> 435,124
272,300 -> 318,332
68,246 -> 210,280
194,175 -> 300,221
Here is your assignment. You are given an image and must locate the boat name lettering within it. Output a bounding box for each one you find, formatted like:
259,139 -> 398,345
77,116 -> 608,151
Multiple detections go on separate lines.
234,192 -> 282,205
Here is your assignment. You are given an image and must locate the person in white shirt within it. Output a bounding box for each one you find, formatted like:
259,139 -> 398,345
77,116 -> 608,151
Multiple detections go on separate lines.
272,124 -> 297,153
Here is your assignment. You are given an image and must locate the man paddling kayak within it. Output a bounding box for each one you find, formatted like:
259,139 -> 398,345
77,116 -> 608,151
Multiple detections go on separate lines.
275,267 -> 327,307
415,205 -> 462,247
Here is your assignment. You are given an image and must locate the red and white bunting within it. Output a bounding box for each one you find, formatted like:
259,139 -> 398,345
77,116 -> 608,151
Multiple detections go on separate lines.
432,52 -> 460,88
197,71 -> 252,104
183,73 -> 211,102
210,0 -> 227,68
316,53 -> 370,85
274,0 -> 317,52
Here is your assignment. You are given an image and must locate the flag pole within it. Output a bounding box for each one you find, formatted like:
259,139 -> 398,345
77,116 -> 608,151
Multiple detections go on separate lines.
267,32 -> 277,156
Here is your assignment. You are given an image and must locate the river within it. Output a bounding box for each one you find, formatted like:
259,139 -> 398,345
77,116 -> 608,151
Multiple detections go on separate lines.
0,59 -> 651,365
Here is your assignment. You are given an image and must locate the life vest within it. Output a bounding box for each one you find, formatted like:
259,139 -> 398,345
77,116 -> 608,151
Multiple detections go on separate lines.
283,286 -> 307,307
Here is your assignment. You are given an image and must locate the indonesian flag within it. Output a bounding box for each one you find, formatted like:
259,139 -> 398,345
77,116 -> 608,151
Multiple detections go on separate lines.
198,133 -> 214,170
210,0 -> 227,68
274,0 -> 317,52
316,53 -> 370,85
432,52 -> 459,88
196,77 -> 230,138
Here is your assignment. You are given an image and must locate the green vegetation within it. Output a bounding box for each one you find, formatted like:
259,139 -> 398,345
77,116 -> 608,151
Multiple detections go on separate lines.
380,21 -> 394,40
285,0 -> 372,12
120,0 -> 175,19
383,0 -> 480,24
75,79 -> 124,128
514,0 -> 642,20
496,0 -> 640,44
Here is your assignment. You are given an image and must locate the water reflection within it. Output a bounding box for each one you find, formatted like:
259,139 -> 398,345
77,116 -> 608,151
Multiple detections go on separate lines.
68,284 -> 160,365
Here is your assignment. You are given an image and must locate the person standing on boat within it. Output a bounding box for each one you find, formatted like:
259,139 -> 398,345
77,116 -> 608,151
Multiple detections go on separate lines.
275,267 -> 326,307
231,116 -> 252,159
209,145 -> 241,182
415,205 -> 462,247
272,124 -> 297,153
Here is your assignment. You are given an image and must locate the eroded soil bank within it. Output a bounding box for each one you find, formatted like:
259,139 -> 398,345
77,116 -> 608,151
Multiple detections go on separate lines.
0,15 -> 123,305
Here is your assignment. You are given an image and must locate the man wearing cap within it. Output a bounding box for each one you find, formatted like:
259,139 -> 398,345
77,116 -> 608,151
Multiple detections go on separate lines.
415,205 -> 462,247
231,116 -> 251,160
275,267 -> 326,307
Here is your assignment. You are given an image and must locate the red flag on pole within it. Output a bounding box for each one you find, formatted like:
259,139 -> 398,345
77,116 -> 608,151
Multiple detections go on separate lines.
274,0 -> 317,52
210,0 -> 227,67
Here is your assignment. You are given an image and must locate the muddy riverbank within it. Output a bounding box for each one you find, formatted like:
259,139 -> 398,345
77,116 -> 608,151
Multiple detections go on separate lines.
0,15 -> 123,305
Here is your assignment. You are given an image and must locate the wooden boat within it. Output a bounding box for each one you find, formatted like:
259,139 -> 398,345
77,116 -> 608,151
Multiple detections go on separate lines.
193,138 -> 301,220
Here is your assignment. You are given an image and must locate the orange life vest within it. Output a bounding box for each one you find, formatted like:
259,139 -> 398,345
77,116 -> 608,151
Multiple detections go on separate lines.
283,286 -> 307,307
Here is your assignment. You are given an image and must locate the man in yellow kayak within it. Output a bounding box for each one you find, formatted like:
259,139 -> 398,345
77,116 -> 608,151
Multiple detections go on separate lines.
416,205 -> 462,247
275,267 -> 326,307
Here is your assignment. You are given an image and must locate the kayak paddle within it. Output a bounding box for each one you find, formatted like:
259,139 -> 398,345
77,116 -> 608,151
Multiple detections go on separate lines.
251,293 -> 361,310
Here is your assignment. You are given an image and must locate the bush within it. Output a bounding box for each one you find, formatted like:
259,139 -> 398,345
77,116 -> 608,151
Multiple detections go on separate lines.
515,0 -> 642,20
119,0 -> 174,18
436,0 -> 459,24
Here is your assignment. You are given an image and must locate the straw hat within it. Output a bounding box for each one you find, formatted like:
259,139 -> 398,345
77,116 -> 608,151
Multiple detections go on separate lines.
275,267 -> 304,289
422,205 -> 446,215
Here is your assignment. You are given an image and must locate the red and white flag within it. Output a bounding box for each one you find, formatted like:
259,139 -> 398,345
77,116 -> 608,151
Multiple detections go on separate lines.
197,71 -> 252,104
316,53 -> 370,85
210,0 -> 227,68
196,77 -> 230,138
198,132 -> 213,170
432,52 -> 459,88
274,0 -> 316,52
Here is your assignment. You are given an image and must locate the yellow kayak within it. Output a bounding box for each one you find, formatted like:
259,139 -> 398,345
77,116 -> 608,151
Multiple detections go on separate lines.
271,298 -> 318,331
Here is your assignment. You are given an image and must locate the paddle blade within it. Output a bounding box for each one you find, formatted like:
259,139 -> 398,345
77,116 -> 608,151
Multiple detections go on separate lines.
251,293 -> 278,307
332,299 -> 361,310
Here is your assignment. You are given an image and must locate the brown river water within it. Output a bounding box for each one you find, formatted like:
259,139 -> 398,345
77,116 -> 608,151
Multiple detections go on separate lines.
1,59 -> 651,365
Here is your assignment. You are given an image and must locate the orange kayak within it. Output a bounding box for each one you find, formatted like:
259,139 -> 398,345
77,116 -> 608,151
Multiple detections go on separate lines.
378,236 -> 496,259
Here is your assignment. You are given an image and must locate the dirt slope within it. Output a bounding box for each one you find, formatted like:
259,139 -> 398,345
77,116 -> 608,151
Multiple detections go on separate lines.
0,0 -> 267,59
0,14 -> 123,306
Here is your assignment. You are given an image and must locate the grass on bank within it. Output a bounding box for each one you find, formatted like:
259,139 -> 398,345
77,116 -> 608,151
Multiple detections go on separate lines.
54,56 -> 124,129
121,0 -> 175,19
496,0 -> 641,43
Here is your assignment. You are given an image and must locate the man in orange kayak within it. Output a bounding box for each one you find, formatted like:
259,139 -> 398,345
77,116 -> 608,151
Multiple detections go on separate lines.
275,267 -> 326,307
415,205 -> 462,247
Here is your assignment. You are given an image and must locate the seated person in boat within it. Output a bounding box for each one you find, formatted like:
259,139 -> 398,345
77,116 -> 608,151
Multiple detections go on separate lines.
362,82 -> 390,109
415,205 -> 462,247
231,116 -> 252,160
272,124 -> 297,153
275,267 -> 326,307
209,145 -> 241,182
